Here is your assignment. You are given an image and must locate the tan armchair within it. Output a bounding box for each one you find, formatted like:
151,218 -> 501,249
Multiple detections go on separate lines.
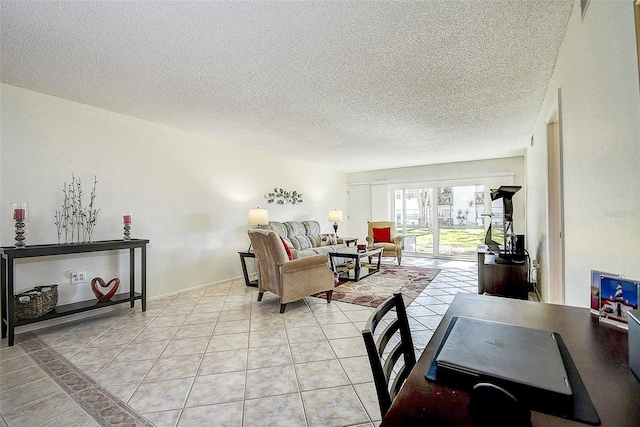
365,221 -> 403,265
248,229 -> 334,313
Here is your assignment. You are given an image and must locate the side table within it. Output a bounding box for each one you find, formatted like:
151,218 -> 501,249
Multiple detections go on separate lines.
340,237 -> 358,247
238,251 -> 258,287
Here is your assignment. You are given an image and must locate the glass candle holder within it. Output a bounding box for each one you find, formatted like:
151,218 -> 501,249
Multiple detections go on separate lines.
11,202 -> 29,248
122,212 -> 132,241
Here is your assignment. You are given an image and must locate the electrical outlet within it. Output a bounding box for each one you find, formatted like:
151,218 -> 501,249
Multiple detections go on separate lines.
71,270 -> 87,285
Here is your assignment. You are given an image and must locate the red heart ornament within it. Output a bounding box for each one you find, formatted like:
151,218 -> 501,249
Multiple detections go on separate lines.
91,277 -> 120,301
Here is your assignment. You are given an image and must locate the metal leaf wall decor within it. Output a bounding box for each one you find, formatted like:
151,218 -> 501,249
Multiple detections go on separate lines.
264,188 -> 303,205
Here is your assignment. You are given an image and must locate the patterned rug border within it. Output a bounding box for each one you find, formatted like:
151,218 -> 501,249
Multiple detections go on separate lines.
314,264 -> 441,308
17,332 -> 153,427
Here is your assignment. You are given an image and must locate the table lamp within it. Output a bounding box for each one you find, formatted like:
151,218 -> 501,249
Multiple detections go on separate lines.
248,208 -> 268,229
328,209 -> 342,236
247,208 -> 268,251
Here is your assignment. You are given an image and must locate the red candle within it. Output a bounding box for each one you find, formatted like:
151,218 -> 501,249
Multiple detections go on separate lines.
123,215 -> 132,224
14,208 -> 25,221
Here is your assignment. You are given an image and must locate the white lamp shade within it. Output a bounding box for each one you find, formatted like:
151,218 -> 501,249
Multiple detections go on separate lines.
247,208 -> 268,226
328,209 -> 343,222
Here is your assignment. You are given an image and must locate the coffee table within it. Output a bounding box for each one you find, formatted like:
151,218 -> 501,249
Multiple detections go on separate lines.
328,247 -> 383,282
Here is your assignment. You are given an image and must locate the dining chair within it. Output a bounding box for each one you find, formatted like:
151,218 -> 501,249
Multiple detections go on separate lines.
362,292 -> 416,416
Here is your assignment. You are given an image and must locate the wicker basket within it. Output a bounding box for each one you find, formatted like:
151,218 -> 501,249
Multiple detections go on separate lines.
14,285 -> 58,320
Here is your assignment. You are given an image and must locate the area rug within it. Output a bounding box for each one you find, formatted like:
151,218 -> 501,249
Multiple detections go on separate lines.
312,264 -> 440,308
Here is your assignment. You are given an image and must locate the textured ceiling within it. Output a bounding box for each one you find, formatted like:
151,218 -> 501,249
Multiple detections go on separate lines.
1,1 -> 573,173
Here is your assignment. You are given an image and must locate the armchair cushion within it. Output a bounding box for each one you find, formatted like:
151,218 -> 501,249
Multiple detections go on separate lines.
376,242 -> 399,251
373,227 -> 392,243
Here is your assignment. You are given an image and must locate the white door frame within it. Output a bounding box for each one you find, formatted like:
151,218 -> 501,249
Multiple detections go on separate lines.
546,88 -> 565,304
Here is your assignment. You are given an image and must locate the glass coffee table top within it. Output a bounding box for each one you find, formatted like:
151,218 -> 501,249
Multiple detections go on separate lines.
329,247 -> 383,281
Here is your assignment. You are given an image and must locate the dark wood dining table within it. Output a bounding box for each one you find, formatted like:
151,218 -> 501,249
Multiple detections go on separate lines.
380,293 -> 640,426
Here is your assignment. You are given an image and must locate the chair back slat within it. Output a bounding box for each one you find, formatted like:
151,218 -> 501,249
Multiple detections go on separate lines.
382,341 -> 404,382
362,293 -> 416,417
366,296 -> 397,330
362,329 -> 393,413
390,363 -> 413,399
376,319 -> 400,358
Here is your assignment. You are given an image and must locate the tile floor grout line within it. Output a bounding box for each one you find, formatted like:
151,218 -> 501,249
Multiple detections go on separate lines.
141,289 -> 213,426
91,313 -> 146,387
173,375 -> 199,427
279,303 -> 300,407
241,291 -> 256,427
317,298 -> 376,425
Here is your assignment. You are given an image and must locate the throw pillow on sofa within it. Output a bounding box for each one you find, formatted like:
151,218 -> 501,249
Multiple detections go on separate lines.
320,233 -> 338,246
372,227 -> 392,243
280,237 -> 294,260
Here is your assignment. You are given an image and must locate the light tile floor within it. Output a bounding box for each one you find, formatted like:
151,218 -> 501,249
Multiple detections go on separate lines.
0,257 -> 477,427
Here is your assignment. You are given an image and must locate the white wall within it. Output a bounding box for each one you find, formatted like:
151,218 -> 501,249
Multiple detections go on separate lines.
346,157 -> 524,242
0,84 -> 346,303
526,1 -> 640,306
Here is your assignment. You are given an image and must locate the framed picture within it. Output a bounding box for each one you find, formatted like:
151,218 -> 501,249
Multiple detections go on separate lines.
599,274 -> 640,329
590,270 -> 620,315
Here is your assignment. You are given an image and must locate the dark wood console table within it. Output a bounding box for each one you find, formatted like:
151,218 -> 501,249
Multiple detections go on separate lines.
1,239 -> 149,346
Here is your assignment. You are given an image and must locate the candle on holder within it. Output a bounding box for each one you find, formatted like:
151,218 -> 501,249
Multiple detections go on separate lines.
10,202 -> 28,248
122,212 -> 132,241
14,208 -> 25,221
10,202 -> 28,222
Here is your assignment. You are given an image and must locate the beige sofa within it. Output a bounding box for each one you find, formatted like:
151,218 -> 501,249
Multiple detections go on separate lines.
267,220 -> 347,258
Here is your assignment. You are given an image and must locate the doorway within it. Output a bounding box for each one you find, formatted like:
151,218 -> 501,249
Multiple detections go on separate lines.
547,91 -> 565,304
346,185 -> 372,241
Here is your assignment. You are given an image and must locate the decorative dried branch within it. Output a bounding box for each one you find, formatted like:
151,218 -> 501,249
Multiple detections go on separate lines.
54,175 -> 100,243
85,176 -> 100,242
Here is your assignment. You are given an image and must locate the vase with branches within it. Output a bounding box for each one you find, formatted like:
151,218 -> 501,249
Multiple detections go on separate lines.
54,175 -> 100,244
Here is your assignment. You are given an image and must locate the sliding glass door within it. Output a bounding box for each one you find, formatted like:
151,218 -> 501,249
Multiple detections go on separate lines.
395,188 -> 434,255
395,184 -> 485,259
437,185 -> 485,257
